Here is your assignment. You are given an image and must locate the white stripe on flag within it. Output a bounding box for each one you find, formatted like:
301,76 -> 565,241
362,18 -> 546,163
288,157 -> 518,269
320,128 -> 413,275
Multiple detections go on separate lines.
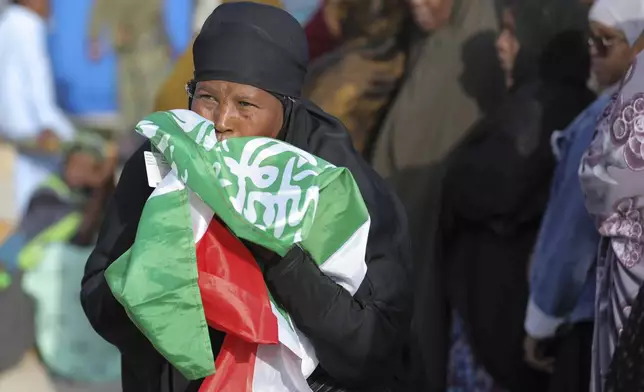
189,189 -> 213,241
253,343 -> 312,392
318,219 -> 370,295
151,171 -> 185,197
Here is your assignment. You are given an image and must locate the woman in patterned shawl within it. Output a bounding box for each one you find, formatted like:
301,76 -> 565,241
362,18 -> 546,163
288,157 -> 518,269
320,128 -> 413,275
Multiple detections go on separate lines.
302,0 -> 408,156
577,1 -> 644,391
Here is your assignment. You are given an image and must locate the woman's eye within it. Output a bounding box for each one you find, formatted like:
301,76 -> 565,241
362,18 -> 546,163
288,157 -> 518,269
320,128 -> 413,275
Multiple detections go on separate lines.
198,94 -> 216,102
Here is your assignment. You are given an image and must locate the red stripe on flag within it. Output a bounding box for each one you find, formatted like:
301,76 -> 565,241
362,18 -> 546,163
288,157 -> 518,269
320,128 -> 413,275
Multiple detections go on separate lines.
196,218 -> 279,343
199,335 -> 258,392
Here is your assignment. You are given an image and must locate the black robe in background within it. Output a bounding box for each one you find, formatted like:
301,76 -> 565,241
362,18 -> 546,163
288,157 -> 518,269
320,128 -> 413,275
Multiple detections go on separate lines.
440,25 -> 595,392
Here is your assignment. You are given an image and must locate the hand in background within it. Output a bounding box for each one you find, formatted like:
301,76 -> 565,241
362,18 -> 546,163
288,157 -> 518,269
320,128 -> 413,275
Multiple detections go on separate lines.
114,26 -> 131,49
36,129 -> 61,153
523,335 -> 555,373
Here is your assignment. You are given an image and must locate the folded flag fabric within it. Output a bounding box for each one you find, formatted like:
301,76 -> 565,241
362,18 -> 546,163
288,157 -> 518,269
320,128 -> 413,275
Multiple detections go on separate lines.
105,110 -> 370,391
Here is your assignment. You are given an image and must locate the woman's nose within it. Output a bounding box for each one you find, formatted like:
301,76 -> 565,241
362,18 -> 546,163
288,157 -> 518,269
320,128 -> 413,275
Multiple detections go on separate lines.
214,104 -> 236,134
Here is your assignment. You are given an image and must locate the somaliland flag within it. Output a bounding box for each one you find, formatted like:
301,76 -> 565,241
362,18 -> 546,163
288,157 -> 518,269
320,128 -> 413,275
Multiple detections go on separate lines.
105,110 -> 370,391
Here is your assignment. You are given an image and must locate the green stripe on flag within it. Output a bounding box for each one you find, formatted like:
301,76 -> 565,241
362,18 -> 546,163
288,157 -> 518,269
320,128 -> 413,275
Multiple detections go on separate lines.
301,170 -> 369,266
105,185 -> 215,380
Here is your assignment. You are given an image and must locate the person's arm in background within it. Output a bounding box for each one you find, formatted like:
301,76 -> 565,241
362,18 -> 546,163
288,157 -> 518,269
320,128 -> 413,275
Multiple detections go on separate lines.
80,142 -> 161,364
0,190 -> 69,272
20,16 -> 75,145
525,180 -> 598,339
524,104 -> 603,368
87,0 -> 114,61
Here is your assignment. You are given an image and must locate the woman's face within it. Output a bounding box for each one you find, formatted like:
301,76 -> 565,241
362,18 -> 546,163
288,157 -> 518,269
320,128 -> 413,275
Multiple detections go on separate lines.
589,21 -> 634,89
496,8 -> 520,84
408,0 -> 453,32
191,80 -> 284,142
64,152 -> 101,189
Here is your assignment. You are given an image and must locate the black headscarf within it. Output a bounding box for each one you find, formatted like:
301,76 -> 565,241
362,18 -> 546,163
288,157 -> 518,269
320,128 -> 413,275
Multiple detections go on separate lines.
496,0 -> 590,88
194,2 -> 307,98
193,1 -> 408,265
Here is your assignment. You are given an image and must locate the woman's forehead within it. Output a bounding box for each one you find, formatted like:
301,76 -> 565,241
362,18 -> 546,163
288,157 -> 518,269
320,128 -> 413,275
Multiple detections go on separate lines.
196,80 -> 265,96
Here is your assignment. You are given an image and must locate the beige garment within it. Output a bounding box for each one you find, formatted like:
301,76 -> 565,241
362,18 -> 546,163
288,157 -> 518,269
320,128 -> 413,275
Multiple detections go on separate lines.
88,0 -> 168,52
369,0 -> 504,389
0,144 -> 16,224
118,46 -> 171,129
193,0 -> 221,33
88,0 -> 171,129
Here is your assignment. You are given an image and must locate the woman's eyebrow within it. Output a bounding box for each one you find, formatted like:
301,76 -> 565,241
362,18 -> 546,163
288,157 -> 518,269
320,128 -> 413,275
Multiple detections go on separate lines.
235,94 -> 256,101
196,86 -> 218,95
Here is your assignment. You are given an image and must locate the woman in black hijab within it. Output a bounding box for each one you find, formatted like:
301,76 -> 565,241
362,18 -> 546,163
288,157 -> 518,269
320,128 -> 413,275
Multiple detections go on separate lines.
432,0 -> 595,391
80,3 -> 411,392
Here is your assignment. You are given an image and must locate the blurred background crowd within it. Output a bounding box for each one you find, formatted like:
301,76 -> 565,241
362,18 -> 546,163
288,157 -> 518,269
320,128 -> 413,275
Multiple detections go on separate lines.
0,0 -> 642,391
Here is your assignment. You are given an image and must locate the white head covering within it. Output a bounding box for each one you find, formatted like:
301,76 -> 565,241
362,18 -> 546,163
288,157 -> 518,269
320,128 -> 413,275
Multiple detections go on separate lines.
590,0 -> 644,46
192,0 -> 222,34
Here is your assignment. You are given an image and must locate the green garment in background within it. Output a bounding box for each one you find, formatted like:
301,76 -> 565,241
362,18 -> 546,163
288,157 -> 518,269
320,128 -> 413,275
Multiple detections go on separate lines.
23,243 -> 121,382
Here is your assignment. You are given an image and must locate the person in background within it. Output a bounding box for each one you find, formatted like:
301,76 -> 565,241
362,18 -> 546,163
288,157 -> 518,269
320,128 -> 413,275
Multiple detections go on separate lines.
578,1 -> 644,390
0,0 -> 76,215
18,143 -> 116,267
524,1 -> 641,391
370,0 -> 505,389
0,141 -> 116,376
304,0 -> 341,62
88,0 -> 172,131
604,40 -> 644,392
440,0 -> 594,390
302,0 -> 408,156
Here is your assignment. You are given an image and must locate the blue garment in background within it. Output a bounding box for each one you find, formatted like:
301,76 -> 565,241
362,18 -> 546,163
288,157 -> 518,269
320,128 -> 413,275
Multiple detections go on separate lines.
48,0 -> 192,116
0,232 -> 27,273
526,94 -> 610,337
282,0 -> 318,24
